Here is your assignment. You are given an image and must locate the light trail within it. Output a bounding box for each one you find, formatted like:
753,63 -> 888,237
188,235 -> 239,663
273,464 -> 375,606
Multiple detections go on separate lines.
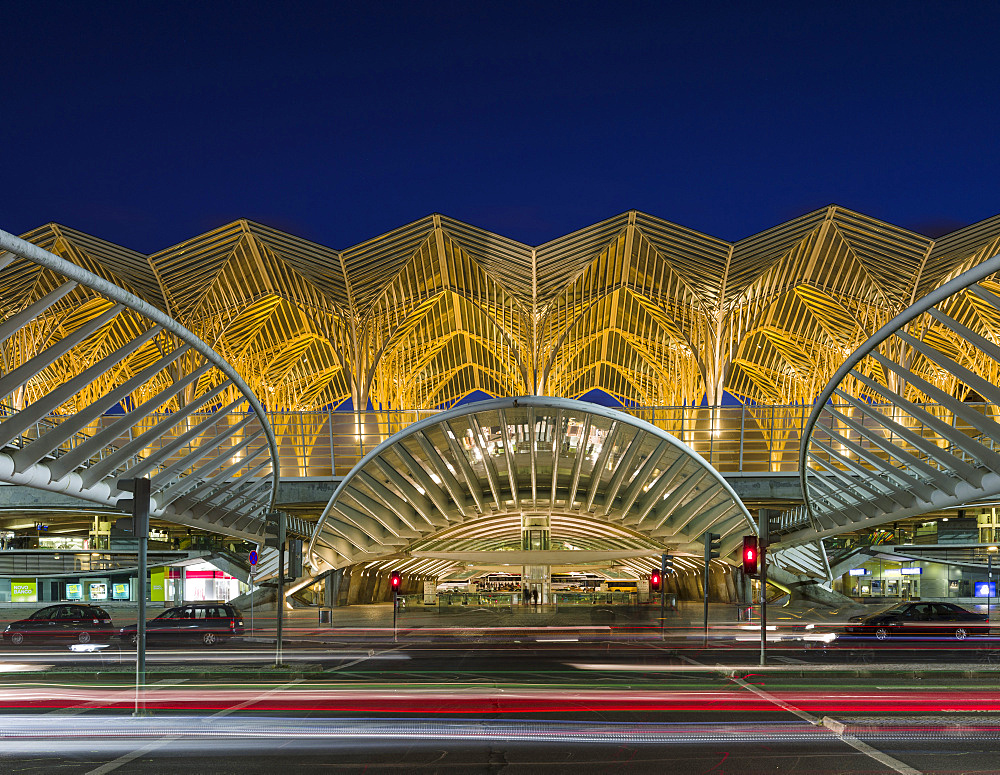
4,685 -> 1000,714
1,715 -> 998,750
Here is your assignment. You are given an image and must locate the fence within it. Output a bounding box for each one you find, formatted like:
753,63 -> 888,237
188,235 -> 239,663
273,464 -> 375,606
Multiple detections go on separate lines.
27,401 -> 999,481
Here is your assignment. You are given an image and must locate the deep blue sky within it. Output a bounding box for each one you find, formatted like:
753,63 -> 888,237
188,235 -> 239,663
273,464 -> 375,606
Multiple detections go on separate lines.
4,1 -> 1000,253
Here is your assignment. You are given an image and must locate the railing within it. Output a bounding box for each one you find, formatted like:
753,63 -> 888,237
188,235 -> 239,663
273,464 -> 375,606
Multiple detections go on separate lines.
29,400 -> 1000,483
0,550 -> 195,576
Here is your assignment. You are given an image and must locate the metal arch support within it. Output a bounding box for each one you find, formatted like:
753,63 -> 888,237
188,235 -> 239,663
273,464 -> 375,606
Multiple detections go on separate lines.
790,252 -> 1000,547
0,227 -> 279,540
307,396 -> 756,570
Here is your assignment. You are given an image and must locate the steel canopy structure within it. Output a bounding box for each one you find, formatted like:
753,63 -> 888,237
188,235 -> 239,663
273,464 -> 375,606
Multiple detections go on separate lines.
785,253 -> 1000,543
13,206 -> 1000,429
7,206 -> 1000,585
308,396 -> 756,574
0,228 -> 279,541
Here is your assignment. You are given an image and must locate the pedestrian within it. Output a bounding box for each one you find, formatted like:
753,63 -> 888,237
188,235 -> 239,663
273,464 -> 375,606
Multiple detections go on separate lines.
531,588 -> 538,606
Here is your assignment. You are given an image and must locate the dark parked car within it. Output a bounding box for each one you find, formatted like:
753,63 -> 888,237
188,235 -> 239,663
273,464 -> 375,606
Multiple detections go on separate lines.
3,604 -> 114,646
841,601 -> 990,642
118,603 -> 244,646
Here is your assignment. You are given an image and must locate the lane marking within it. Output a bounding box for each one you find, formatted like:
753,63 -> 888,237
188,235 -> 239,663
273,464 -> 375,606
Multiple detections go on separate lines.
204,678 -> 303,719
85,737 -> 180,775
677,654 -> 922,775
83,646 -> 401,774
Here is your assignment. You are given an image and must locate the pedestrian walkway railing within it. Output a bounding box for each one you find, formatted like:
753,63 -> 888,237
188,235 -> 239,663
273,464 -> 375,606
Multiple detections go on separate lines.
0,549 -> 197,576
33,400 -> 1000,481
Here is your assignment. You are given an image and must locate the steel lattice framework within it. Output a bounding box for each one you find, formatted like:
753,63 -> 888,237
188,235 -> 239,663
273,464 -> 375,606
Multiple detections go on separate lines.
8,208 -> 1000,576
13,207 -> 1000,426
0,229 -> 279,541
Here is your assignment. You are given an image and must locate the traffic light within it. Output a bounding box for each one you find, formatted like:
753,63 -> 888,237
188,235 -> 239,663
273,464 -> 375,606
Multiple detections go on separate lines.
116,477 -> 150,536
265,511 -> 286,549
287,538 -> 303,580
742,535 -> 759,576
390,571 -> 402,592
661,554 -> 673,576
650,571 -> 662,592
704,532 -> 721,563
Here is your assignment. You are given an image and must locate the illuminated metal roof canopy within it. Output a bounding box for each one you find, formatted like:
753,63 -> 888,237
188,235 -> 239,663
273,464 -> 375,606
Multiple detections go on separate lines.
308,396 -> 755,570
15,207 -> 1000,420
0,228 -> 279,540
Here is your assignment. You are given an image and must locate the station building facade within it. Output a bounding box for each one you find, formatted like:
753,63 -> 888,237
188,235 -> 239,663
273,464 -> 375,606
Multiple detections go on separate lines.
4,205 -> 1000,607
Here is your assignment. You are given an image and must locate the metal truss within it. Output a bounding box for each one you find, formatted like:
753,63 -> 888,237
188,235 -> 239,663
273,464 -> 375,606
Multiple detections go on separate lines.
307,397 -> 755,571
15,209 -> 1000,431
777,252 -> 1000,555
0,228 -> 279,541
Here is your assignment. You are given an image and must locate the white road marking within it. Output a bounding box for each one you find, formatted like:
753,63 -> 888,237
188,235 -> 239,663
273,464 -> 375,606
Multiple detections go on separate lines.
83,647 -> 401,774
676,654 -> 922,775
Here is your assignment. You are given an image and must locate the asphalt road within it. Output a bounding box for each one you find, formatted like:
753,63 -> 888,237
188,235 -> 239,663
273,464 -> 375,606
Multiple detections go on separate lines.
5,625 -> 1000,774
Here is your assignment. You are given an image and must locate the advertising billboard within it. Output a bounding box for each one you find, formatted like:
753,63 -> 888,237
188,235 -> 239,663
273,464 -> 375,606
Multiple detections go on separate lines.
11,578 -> 36,603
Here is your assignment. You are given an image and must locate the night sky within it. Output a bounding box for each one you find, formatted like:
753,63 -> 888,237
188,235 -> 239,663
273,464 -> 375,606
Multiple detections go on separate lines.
4,1 -> 1000,253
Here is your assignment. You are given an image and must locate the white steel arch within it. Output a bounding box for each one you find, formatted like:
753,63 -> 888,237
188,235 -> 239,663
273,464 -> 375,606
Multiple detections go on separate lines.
778,253 -> 1000,555
308,396 -> 755,571
0,228 -> 279,541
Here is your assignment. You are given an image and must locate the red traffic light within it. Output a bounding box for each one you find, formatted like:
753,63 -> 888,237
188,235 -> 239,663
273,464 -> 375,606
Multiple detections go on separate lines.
650,572 -> 661,591
390,571 -> 402,589
742,536 -> 759,576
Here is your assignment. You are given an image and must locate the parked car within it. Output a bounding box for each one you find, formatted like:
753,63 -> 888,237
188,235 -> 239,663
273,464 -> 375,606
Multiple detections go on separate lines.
840,601 -> 990,642
3,604 -> 114,646
118,603 -> 244,646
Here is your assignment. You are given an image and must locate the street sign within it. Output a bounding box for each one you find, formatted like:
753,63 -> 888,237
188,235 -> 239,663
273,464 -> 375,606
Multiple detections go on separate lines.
249,549 -> 258,566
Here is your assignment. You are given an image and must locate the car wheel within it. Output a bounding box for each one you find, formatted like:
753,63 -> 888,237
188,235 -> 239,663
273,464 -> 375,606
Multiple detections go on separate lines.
77,631 -> 92,644
955,627 -> 968,640
128,633 -> 138,647
202,632 -> 218,646
10,632 -> 24,647
875,627 -> 889,641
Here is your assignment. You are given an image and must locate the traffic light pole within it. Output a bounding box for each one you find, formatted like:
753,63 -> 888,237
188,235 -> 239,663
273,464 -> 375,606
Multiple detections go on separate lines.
759,512 -> 770,667
276,539 -> 285,667
117,477 -> 150,717
703,534 -> 720,647
136,516 -> 147,715
988,554 -> 993,626
660,553 -> 669,641
702,538 -> 710,647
